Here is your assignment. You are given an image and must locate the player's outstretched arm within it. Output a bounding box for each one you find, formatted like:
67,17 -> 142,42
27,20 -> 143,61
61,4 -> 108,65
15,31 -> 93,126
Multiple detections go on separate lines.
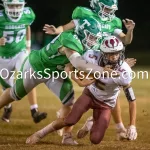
123,85 -> 137,140
119,19 -> 135,45
43,20 -> 75,35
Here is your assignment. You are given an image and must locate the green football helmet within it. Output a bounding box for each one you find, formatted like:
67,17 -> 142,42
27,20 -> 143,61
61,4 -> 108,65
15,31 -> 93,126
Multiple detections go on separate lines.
75,18 -> 102,50
2,0 -> 25,22
90,0 -> 118,21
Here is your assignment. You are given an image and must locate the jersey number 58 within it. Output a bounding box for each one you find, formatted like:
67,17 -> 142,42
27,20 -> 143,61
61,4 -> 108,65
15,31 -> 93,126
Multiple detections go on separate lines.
3,29 -> 26,44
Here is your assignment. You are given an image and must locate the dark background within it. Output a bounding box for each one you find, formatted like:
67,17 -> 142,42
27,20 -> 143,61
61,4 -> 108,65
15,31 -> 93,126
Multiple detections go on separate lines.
0,0 -> 150,65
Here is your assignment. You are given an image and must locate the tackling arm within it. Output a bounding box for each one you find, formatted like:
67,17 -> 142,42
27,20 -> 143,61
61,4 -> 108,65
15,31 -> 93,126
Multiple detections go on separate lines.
65,63 -> 95,87
63,48 -> 104,74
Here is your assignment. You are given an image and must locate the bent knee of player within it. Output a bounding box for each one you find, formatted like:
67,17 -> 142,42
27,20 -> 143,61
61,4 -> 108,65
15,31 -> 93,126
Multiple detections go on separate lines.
90,127 -> 105,144
63,97 -> 75,106
10,87 -> 22,101
62,93 -> 75,107
90,134 -> 103,144
102,116 -> 110,129
90,120 -> 109,144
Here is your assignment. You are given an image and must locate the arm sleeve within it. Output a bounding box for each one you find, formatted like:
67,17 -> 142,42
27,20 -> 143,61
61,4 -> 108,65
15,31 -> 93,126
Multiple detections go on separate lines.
73,19 -> 79,27
113,29 -> 123,36
68,52 -> 104,74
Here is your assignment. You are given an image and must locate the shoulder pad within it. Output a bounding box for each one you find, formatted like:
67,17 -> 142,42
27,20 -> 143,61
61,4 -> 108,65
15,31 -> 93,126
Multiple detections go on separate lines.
112,17 -> 122,29
72,6 -> 96,19
23,7 -> 35,25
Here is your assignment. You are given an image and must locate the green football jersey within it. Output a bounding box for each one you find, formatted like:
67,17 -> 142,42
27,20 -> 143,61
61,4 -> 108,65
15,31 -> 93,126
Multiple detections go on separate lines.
0,7 -> 35,58
72,7 -> 122,39
29,30 -> 84,77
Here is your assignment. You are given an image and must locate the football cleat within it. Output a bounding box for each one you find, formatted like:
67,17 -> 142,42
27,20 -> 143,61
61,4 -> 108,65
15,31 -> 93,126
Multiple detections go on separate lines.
62,132 -> 78,145
1,106 -> 12,123
32,111 -> 47,123
77,116 -> 93,139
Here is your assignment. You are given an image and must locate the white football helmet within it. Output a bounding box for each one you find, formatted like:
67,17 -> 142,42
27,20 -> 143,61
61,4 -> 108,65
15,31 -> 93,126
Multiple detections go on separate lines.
100,36 -> 125,67
2,0 -> 25,22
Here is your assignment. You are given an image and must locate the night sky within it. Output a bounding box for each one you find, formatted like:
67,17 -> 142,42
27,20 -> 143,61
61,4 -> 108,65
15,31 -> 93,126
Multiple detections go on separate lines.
0,0 -> 149,55
22,0 -> 150,52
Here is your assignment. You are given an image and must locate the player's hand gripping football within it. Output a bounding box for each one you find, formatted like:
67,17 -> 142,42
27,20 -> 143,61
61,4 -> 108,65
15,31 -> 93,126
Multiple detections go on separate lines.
123,19 -> 135,31
0,37 -> 6,46
43,24 -> 58,35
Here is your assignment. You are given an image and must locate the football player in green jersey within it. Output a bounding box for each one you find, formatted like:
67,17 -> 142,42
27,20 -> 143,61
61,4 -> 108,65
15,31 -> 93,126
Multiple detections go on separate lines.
42,0 -> 136,140
0,0 -> 47,123
0,17 -> 115,145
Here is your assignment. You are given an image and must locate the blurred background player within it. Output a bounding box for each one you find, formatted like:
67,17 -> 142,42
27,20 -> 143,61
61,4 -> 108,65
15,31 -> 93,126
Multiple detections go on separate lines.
0,0 -> 47,123
26,36 -> 137,145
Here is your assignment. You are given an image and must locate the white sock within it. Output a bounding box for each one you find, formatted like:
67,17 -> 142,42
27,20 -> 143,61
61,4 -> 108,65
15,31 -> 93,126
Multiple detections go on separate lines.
85,117 -> 93,131
38,122 -> 55,138
4,103 -> 12,109
30,104 -> 38,110
115,122 -> 125,130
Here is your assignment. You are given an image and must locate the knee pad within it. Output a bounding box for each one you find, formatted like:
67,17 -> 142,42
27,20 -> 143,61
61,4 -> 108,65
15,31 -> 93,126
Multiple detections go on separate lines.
63,97 -> 75,106
10,88 -> 21,101
62,90 -> 75,106
90,135 -> 102,145
90,130 -> 104,145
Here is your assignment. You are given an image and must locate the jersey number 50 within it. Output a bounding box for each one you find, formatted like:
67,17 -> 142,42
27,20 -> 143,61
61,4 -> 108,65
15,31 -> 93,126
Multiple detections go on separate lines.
3,29 -> 26,44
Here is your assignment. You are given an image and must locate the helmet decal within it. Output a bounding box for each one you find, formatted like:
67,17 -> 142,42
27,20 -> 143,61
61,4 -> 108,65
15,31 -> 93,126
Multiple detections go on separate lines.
80,19 -> 91,29
75,17 -> 102,50
105,38 -> 119,48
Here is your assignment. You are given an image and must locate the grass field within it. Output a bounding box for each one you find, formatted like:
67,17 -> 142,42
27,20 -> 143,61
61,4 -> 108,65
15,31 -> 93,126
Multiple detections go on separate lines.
0,67 -> 150,150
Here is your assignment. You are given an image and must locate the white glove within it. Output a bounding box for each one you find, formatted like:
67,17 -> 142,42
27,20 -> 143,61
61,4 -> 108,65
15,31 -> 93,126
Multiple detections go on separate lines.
127,125 -> 137,140
116,127 -> 127,140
